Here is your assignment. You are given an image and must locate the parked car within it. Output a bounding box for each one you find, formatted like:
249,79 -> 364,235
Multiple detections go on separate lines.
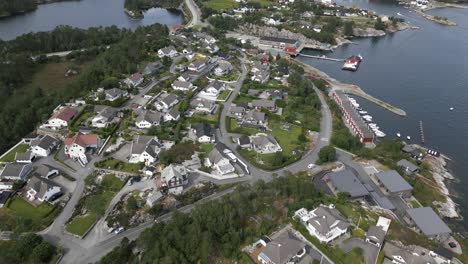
114,227 -> 125,234
307,163 -> 315,169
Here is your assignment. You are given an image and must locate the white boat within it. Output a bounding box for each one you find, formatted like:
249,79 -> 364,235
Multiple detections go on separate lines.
396,132 -> 401,137
375,131 -> 386,138
359,111 -> 368,114
363,115 -> 373,119
397,12 -> 402,16
450,107 -> 454,111
406,136 -> 411,140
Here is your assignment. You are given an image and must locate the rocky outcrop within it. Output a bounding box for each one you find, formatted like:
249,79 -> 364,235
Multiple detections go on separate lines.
352,28 -> 386,37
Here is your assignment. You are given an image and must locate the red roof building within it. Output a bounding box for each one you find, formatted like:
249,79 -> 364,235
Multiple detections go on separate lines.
50,107 -> 78,122
64,133 -> 98,148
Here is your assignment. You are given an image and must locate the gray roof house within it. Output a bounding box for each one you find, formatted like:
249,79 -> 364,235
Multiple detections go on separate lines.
252,99 -> 276,111
32,164 -> 59,179
207,143 -> 236,175
190,98 -> 216,113
30,135 -> 59,157
92,106 -> 118,128
250,133 -> 282,154
135,110 -> 163,128
325,170 -> 369,198
0,163 -> 32,181
365,225 -> 386,248
397,159 -> 419,175
105,88 -> 128,102
375,170 -> 413,198
258,231 -> 306,264
160,164 -> 188,194
230,105 -> 245,117
157,93 -> 179,111
242,109 -> 266,128
164,108 -> 180,122
304,204 -> 351,243
15,151 -> 35,163
130,136 -> 164,165
383,242 -> 438,264
406,207 -> 451,241
171,80 -> 193,91
143,61 -> 163,75
194,123 -> 214,143
25,175 -> 62,203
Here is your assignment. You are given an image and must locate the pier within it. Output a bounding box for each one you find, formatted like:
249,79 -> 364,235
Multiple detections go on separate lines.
298,54 -> 345,62
419,121 -> 425,144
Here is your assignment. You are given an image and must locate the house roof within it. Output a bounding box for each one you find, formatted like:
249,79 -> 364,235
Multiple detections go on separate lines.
167,108 -> 180,119
50,107 -> 78,122
207,80 -> 225,91
105,88 -> 126,98
172,80 -> 192,89
277,65 -> 289,75
64,133 -> 98,148
194,123 -> 213,138
162,93 -> 179,106
26,175 -> 61,200
131,136 -> 162,158
250,133 -> 278,149
327,170 -> 369,198
397,159 -> 419,172
260,231 -> 305,264
190,59 -> 206,68
238,136 -> 250,146
160,46 -> 176,54
161,164 -> 187,182
128,72 -> 143,82
30,135 -> 59,150
309,205 -> 350,235
136,110 -> 162,124
230,106 -> 245,114
366,225 -> 386,244
190,98 -> 214,109
401,145 -> 415,153
245,110 -> 266,122
15,151 -> 34,161
375,170 -> 413,193
33,164 -> 58,178
252,99 -> 275,109
179,72 -> 191,81
406,207 -> 451,236
0,163 -> 31,178
208,143 -> 231,164
96,107 -> 118,120
0,191 -> 11,204
369,192 -> 396,211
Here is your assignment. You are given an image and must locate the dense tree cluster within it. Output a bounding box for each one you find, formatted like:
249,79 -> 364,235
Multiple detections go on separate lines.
318,145 -> 336,163
208,16 -> 238,32
0,24 -> 169,154
0,0 -> 36,17
125,0 -> 183,10
0,234 -> 56,263
100,175 -> 329,263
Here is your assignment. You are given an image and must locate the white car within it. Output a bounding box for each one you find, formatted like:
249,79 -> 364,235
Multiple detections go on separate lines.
114,227 -> 125,234
307,163 -> 315,169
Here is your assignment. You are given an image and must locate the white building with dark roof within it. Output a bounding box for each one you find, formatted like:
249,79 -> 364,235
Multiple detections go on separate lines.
129,136 -> 164,165
375,170 -> 413,198
25,175 -> 62,203
159,164 -> 188,194
406,207 -> 451,241
30,135 -> 59,157
258,231 -> 306,264
324,170 -> 369,199
0,163 -> 32,181
135,110 -> 163,129
207,143 -> 236,175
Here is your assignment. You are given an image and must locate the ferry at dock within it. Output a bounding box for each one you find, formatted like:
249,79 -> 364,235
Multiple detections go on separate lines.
342,55 -> 363,72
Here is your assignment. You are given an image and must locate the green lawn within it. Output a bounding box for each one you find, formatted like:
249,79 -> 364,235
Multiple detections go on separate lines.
0,144 -> 30,162
410,200 -> 422,208
101,174 -> 126,192
200,143 -> 215,154
66,213 -> 98,236
217,90 -> 231,101
269,120 -> 303,155
95,158 -> 144,173
203,0 -> 238,11
0,197 -> 58,232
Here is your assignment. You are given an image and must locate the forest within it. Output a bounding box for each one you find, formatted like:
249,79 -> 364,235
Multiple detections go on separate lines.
124,0 -> 183,11
99,174 -> 340,263
0,0 -> 37,17
0,24 -> 170,154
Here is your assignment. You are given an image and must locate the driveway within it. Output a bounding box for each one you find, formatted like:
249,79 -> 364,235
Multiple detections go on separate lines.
340,238 -> 379,264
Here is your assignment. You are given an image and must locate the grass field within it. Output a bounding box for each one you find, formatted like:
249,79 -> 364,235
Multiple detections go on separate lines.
95,158 -> 144,173
269,120 -> 303,155
0,197 -> 58,232
217,90 -> 231,101
0,144 -> 30,162
66,212 -> 98,236
203,0 -> 238,11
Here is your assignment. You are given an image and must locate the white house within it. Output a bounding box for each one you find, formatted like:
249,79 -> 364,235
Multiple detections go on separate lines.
177,72 -> 192,82
92,107 -> 118,128
15,152 -> 35,163
171,80 -> 194,91
64,133 -> 98,161
158,46 -> 178,58
30,135 -> 60,157
251,70 -> 270,83
182,48 -> 193,55
214,61 -> 233,76
188,59 -> 207,72
124,73 -> 144,88
155,93 -> 179,111
249,133 -> 282,154
25,176 -> 62,203
104,88 -> 128,102
164,108 -> 180,122
190,98 -> 216,113
203,80 -> 225,97
135,110 -> 163,129
293,205 -> 351,244
159,164 -> 188,194
41,107 -> 78,130
207,143 -> 236,175
193,123 -> 215,143
129,135 -> 164,165
0,163 -> 32,181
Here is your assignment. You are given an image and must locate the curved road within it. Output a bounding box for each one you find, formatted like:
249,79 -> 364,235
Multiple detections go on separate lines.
184,0 -> 208,28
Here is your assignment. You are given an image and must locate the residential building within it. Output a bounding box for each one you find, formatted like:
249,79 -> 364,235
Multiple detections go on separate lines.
164,108 -> 180,122
124,72 -> 144,88
42,107 -> 78,130
258,231 -> 306,264
193,123 -> 215,143
324,170 -> 369,199
397,159 -> 419,175
15,152 -> 35,163
146,190 -> 163,207
365,216 -> 391,248
205,43 -> 219,54
251,70 -> 270,83
158,46 -> 178,58
171,80 -> 194,91
0,191 -> 12,208
190,98 -> 216,113
182,47 -> 193,55
188,59 -> 207,72
332,91 -> 374,143
270,89 -> 284,101
159,164 -> 188,194
0,163 -> 32,181
277,65 -> 290,77
251,61 -> 270,73
237,136 -> 251,148
135,110 -> 163,129
92,106 -> 118,128
129,135 -> 164,165
242,109 -> 267,127
22,133 -> 40,145
25,175 -> 62,203
207,143 -> 236,175
32,164 -> 59,179
249,133 -> 282,154
30,135 -> 59,157
64,133 -> 99,160
104,88 -> 128,102
156,93 -> 179,111
203,80 -> 225,97
375,170 -> 413,198
214,60 -> 233,76
406,207 -> 451,241
203,35 -> 217,44
383,242 -> 438,264
259,36 -> 300,49
230,105 -> 245,118
252,99 -> 276,112
294,204 -> 351,244
143,61 -> 163,75
178,72 -> 192,82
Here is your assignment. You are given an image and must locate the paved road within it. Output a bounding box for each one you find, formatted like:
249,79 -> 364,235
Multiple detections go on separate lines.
184,0 -> 208,28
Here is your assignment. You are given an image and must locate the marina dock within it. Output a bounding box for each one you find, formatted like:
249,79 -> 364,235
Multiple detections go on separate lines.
419,121 -> 425,144
297,54 -> 345,62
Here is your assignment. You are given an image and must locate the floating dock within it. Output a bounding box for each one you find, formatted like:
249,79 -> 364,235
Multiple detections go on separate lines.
419,121 -> 425,144
297,54 -> 345,62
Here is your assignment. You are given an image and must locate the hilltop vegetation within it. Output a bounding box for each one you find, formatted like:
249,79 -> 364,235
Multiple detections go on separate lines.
0,0 -> 37,17
124,0 -> 183,10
